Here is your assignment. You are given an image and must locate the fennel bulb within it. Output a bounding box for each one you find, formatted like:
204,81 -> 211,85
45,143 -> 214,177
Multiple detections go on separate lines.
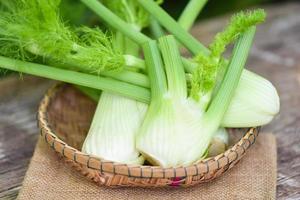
223,70 -> 280,127
137,28 -> 255,167
82,92 -> 147,164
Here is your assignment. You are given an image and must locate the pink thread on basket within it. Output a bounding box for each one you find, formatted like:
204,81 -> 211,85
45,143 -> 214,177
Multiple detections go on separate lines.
170,177 -> 183,187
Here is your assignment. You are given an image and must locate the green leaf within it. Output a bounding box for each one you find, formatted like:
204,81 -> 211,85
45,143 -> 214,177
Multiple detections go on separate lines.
190,9 -> 266,103
0,0 -> 124,73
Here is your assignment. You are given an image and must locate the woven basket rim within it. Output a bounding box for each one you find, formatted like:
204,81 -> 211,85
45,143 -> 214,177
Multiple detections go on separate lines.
38,83 -> 260,179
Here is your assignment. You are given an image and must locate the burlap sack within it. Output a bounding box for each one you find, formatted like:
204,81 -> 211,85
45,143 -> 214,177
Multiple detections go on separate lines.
17,134 -> 276,200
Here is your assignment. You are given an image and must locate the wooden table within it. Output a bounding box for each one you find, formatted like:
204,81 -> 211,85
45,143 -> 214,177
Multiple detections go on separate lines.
1,2 -> 299,199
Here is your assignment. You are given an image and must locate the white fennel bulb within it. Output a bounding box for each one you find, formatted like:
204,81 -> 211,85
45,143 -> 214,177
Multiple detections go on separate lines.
222,70 -> 280,127
137,31 -> 255,167
82,92 -> 147,164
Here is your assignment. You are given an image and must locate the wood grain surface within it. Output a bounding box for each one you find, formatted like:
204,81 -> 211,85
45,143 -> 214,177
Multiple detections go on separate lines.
0,2 -> 300,199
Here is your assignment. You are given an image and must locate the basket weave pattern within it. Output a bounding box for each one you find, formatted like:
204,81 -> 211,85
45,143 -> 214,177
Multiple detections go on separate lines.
38,84 -> 260,187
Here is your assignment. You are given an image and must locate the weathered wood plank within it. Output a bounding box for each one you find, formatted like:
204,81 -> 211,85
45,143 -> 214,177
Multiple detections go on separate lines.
0,76 -> 53,200
0,2 -> 300,199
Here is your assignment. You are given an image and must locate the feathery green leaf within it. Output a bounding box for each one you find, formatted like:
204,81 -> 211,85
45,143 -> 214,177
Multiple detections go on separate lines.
190,9 -> 266,103
0,0 -> 124,74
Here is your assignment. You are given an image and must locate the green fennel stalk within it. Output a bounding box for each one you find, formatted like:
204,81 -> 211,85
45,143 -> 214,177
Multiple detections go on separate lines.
0,56 -> 150,103
178,0 -> 208,31
74,85 -> 101,101
149,17 -> 165,39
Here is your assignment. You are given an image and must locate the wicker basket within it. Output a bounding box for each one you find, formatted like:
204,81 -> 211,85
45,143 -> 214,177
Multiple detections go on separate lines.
38,83 -> 260,187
